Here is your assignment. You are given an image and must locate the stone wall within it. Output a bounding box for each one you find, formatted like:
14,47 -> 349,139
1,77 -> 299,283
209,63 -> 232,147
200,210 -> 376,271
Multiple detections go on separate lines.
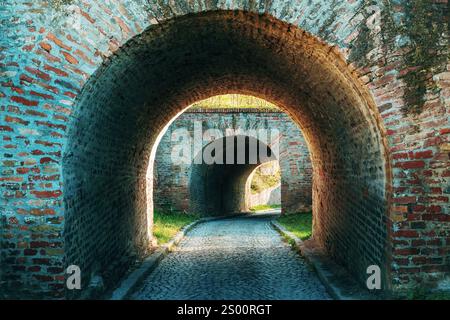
153,109 -> 311,215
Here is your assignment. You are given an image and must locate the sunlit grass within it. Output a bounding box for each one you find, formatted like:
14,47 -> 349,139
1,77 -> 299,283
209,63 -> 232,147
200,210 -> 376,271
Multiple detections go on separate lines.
277,212 -> 313,241
153,211 -> 200,245
250,204 -> 281,212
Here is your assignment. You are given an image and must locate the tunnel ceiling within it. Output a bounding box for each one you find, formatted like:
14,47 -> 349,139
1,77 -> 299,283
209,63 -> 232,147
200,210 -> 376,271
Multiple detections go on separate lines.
68,11 -> 387,174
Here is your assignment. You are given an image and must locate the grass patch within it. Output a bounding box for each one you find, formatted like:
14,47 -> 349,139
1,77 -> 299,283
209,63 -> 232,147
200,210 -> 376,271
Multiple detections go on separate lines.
250,164 -> 281,194
277,211 -> 313,241
425,291 -> 450,300
250,204 -> 281,212
406,287 -> 450,300
153,211 -> 199,245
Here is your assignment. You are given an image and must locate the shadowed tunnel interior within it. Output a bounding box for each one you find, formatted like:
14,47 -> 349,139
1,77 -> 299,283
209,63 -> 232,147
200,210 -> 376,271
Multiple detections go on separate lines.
190,135 -> 276,216
63,10 -> 389,290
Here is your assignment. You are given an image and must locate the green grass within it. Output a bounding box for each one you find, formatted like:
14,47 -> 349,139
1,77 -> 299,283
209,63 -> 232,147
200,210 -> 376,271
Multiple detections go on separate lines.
406,287 -> 450,300
153,211 -> 199,245
250,204 -> 281,212
424,291 -> 450,300
276,211 -> 313,241
250,166 -> 281,194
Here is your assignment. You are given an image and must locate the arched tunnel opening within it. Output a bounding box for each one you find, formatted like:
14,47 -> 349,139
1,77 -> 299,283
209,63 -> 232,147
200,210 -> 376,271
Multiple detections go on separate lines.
63,10 -> 390,291
246,160 -> 282,211
152,96 -> 310,217
190,135 -> 277,216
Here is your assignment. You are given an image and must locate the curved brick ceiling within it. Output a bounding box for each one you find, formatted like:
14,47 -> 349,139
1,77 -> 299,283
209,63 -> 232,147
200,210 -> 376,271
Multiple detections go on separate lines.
63,11 -> 388,292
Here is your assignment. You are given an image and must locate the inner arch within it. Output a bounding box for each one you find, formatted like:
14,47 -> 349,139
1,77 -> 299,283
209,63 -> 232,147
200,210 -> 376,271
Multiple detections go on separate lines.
190,135 -> 276,215
63,10 -> 390,289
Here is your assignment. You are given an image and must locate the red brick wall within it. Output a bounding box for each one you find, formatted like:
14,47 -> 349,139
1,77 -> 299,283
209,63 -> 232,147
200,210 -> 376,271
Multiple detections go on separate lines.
0,1 -> 448,298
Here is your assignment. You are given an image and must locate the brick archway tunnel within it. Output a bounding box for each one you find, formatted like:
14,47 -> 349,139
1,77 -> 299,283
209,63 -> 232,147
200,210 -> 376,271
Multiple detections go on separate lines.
153,107 -> 312,215
189,135 -> 277,216
63,11 -> 390,295
1,1 -> 448,299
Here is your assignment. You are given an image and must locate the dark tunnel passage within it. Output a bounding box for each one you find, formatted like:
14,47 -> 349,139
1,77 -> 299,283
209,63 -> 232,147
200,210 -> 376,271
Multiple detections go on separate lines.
190,135 -> 276,215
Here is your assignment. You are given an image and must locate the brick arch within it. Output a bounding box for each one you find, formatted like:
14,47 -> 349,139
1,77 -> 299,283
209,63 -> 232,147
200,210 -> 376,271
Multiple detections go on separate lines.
189,134 -> 277,216
2,1 -> 388,298
60,10 -> 391,296
1,1 -> 448,300
152,107 -> 312,216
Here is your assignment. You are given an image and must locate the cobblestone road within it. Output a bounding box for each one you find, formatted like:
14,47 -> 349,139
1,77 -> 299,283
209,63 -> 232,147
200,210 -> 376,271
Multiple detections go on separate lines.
131,213 -> 331,300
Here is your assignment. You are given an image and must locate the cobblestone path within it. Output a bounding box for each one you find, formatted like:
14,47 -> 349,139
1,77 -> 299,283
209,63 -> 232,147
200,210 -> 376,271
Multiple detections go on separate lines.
131,213 -> 331,300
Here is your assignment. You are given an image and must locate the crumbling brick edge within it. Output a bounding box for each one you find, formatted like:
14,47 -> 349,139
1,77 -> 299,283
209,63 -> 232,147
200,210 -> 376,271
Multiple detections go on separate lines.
270,221 -> 388,300
108,213 -> 249,300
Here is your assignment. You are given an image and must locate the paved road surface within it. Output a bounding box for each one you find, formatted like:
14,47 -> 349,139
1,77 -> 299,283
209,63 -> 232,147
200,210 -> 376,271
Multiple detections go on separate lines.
131,212 -> 331,300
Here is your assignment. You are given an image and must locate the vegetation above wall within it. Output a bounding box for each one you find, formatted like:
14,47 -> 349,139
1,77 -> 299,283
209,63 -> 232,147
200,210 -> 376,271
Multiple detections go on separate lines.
190,94 -> 280,110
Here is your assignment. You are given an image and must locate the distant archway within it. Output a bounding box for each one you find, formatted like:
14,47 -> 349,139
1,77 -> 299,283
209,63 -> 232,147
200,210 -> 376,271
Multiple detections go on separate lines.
190,135 -> 276,215
151,102 -> 311,216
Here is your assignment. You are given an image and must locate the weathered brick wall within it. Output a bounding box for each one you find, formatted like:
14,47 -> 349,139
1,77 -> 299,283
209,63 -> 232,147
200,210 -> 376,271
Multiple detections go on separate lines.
153,108 -> 311,216
0,0 -> 448,298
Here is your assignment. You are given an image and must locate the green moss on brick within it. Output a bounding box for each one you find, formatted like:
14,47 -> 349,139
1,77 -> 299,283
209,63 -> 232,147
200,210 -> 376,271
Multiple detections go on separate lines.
348,7 -> 375,66
318,0 -> 340,42
400,0 -> 448,113
349,0 -> 449,114
49,0 -> 74,9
